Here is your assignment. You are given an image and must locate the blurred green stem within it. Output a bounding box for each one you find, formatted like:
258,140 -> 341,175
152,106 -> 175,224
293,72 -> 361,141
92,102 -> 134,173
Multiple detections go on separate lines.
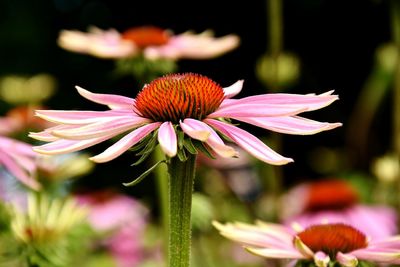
268,0 -> 283,91
168,155 -> 196,267
154,147 -> 169,260
390,0 -> 400,210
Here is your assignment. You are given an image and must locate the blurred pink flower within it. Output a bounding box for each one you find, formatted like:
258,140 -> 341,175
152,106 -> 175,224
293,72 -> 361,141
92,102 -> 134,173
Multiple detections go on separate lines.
281,179 -> 398,239
0,106 -> 52,135
30,73 -> 341,165
214,220 -> 400,266
0,136 -> 40,190
58,25 -> 240,60
75,190 -> 148,267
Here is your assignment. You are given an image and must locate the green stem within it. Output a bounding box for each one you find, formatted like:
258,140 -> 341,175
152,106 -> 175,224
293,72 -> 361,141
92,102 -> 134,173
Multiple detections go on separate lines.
154,147 -> 169,261
167,154 -> 197,267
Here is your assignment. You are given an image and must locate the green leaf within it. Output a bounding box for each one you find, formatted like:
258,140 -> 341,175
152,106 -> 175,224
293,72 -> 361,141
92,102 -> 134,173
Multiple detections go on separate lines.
136,134 -> 157,156
177,148 -> 188,162
131,150 -> 153,166
177,130 -> 185,150
123,160 -> 167,187
193,140 -> 215,159
183,138 -> 197,155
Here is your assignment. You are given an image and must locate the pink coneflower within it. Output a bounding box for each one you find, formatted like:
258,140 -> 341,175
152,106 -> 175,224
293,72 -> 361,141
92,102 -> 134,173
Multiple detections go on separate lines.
58,26 -> 240,60
214,220 -> 400,266
30,73 -> 340,164
75,190 -> 148,267
0,136 -> 40,190
281,179 -> 398,239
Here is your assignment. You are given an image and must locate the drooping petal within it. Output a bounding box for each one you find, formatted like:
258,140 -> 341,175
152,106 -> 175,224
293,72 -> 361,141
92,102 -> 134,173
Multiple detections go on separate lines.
158,122 -> 177,157
294,236 -> 314,258
205,119 -> 293,165
223,80 -> 244,99
181,119 -> 237,157
0,136 -> 37,157
336,252 -> 358,267
314,251 -> 330,267
209,103 -> 308,118
35,110 -> 134,125
220,91 -> 339,112
33,134 -> 117,155
76,86 -> 135,110
180,119 -> 211,141
90,122 -> 161,163
51,117 -> 150,140
351,248 -> 400,263
231,116 -> 342,135
213,221 -> 296,250
0,151 -> 40,190
245,247 -> 307,259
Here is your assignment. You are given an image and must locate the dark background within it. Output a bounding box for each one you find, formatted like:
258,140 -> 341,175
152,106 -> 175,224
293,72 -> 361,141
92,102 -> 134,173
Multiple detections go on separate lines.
0,0 -> 393,199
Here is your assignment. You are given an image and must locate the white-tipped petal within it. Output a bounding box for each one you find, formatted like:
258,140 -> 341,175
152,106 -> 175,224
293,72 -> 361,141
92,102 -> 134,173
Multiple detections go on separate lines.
294,236 -> 314,258
180,119 -> 210,141
75,86 -> 135,110
336,252 -> 358,267
223,80 -> 244,98
314,251 -> 330,267
158,122 -> 177,157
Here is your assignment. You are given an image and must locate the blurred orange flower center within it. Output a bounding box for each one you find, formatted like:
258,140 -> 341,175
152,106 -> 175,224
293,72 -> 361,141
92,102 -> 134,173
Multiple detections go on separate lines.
121,26 -> 170,48
297,223 -> 368,257
134,73 -> 224,123
306,180 -> 359,211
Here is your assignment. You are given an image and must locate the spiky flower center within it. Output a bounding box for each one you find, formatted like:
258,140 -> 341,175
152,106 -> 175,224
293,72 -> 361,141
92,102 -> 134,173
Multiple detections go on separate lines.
122,26 -> 170,48
297,223 -> 368,258
306,180 -> 359,212
134,73 -> 225,123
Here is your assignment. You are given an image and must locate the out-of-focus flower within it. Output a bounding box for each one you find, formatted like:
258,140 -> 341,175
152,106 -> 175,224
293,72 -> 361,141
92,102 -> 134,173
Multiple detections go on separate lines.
30,73 -> 341,166
280,179 -> 398,239
11,193 -> 89,266
75,189 -> 148,267
12,193 -> 87,243
58,26 -> 240,60
214,220 -> 400,266
0,106 -> 53,136
0,74 -> 56,105
0,136 -> 40,190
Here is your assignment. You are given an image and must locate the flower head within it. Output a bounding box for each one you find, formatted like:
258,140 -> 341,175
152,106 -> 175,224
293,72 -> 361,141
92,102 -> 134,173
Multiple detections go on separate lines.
214,220 -> 400,267
0,135 -> 40,190
281,179 -> 398,239
58,26 -> 240,60
30,73 -> 341,165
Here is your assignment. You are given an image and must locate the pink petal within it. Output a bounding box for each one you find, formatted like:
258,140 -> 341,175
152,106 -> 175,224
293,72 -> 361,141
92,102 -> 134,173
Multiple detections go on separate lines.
232,116 -> 342,135
293,236 -> 314,257
52,117 -> 150,140
158,122 -> 177,157
180,119 -> 211,141
33,134 -> 117,155
205,119 -> 293,165
213,221 -> 296,250
76,86 -> 135,110
0,151 -> 41,190
314,251 -> 330,267
35,109 -> 134,125
90,122 -> 161,163
209,103 -> 308,118
246,247 -> 306,259
351,248 -> 400,263
0,136 -> 36,157
336,252 -> 358,267
223,80 -> 244,98
181,119 -> 238,157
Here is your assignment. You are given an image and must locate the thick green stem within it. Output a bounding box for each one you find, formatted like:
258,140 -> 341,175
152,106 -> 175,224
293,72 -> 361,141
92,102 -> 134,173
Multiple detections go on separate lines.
167,154 -> 197,267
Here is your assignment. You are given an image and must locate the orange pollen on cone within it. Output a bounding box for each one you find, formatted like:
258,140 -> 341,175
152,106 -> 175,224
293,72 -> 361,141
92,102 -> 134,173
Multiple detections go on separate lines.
134,73 -> 225,123
306,179 -> 359,212
121,26 -> 170,48
297,223 -> 368,258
